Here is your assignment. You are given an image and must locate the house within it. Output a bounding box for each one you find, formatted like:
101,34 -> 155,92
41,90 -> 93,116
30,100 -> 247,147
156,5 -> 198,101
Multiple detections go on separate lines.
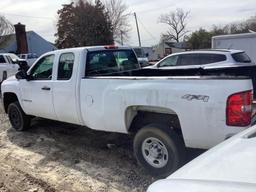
0,23 -> 56,56
153,37 -> 190,60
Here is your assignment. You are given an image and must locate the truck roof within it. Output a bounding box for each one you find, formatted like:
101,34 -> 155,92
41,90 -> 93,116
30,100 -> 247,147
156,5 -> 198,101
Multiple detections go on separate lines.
212,32 -> 256,40
171,49 -> 244,55
45,45 -> 132,55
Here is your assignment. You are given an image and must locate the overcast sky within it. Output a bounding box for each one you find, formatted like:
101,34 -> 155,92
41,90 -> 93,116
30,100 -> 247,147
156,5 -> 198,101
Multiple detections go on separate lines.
1,0 -> 256,47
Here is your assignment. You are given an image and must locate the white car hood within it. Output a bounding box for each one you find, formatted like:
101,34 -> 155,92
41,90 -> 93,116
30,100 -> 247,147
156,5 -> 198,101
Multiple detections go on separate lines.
148,179 -> 256,192
148,126 -> 256,192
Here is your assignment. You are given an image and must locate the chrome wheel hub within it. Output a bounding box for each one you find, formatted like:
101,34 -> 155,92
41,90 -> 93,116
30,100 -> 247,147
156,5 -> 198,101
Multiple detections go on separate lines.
142,137 -> 168,168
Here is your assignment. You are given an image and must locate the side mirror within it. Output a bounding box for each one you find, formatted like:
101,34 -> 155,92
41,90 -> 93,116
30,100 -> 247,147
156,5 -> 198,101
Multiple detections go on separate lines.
15,70 -> 28,80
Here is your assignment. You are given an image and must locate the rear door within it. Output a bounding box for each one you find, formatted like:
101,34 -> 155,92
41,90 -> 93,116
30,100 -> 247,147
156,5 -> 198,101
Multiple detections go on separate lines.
52,52 -> 81,124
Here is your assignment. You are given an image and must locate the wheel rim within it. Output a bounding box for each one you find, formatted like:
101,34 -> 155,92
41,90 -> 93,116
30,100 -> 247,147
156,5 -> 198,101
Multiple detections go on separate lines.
142,137 -> 168,168
9,107 -> 22,128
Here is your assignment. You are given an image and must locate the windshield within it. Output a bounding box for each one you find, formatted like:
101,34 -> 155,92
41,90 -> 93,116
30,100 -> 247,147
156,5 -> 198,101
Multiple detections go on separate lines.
86,49 -> 139,76
8,53 -> 20,61
232,52 -> 251,63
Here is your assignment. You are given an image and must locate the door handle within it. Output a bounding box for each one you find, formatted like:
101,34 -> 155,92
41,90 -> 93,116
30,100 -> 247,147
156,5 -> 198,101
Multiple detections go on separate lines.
41,86 -> 51,91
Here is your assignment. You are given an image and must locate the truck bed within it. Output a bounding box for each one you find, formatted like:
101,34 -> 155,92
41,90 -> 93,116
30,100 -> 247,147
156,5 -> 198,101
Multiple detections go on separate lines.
91,65 -> 256,97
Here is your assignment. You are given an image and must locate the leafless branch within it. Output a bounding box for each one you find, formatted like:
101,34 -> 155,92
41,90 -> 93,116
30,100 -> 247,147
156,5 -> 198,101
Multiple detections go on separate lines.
104,0 -> 131,43
159,8 -> 190,42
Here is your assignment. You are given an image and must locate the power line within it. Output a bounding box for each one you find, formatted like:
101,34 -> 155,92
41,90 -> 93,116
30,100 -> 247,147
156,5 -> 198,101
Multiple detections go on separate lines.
0,12 -> 54,20
137,16 -> 158,42
136,4 -> 174,14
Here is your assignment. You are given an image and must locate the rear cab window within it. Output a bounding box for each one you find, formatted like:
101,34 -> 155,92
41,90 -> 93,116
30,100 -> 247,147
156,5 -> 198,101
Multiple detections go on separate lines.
57,53 -> 74,80
232,52 -> 251,63
86,49 -> 139,76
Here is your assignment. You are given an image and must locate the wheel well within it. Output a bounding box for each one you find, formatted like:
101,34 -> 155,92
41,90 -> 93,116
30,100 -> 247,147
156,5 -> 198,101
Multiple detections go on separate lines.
127,107 -> 182,137
3,92 -> 19,113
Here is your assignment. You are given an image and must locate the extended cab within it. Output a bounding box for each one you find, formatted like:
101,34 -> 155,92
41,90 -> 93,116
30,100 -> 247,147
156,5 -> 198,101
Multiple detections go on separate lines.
1,46 -> 254,176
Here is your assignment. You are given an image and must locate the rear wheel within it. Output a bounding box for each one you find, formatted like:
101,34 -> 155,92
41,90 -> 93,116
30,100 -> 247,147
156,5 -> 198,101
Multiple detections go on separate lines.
133,123 -> 185,177
8,101 -> 31,131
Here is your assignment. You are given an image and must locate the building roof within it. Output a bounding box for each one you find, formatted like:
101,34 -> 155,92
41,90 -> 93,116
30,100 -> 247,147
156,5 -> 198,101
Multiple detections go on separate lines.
212,32 -> 256,40
0,31 -> 56,56
165,42 -> 189,49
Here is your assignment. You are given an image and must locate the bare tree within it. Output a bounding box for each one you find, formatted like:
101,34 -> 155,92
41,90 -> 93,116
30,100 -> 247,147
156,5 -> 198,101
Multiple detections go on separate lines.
159,8 -> 190,42
104,0 -> 131,44
0,16 -> 14,36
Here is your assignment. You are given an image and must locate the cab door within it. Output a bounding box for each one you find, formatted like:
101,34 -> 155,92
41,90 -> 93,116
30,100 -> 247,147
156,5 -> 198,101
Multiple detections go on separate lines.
52,52 -> 80,124
19,54 -> 57,120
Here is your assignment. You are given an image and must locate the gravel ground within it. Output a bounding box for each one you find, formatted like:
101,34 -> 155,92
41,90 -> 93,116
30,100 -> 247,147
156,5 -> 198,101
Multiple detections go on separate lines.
0,102 -> 203,192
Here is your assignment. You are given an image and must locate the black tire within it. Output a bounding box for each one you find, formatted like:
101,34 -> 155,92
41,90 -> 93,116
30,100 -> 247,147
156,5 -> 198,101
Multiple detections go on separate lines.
8,101 -> 31,131
133,123 -> 185,177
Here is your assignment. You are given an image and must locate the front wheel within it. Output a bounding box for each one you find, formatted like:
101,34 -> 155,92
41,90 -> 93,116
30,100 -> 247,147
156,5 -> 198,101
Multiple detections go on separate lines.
133,123 -> 185,177
8,101 -> 31,131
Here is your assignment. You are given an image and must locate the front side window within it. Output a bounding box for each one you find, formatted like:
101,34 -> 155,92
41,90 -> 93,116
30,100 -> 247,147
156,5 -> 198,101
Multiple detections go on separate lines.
30,55 -> 54,80
158,55 -> 178,67
86,50 -> 139,76
6,56 -> 13,64
57,53 -> 74,80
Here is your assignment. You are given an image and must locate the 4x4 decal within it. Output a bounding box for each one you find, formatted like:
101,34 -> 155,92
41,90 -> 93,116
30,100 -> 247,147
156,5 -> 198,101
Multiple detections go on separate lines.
182,94 -> 209,102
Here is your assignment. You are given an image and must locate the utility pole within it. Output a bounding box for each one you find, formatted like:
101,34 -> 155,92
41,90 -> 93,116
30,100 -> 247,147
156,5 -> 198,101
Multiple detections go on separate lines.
134,12 -> 141,47
120,30 -> 124,45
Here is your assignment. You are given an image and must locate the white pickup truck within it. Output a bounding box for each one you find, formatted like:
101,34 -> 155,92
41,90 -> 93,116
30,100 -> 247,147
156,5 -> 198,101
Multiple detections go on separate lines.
0,53 -> 20,83
1,46 -> 253,176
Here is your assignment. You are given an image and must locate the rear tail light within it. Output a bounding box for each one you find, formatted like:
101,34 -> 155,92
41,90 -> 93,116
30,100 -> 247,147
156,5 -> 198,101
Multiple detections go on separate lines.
226,90 -> 252,126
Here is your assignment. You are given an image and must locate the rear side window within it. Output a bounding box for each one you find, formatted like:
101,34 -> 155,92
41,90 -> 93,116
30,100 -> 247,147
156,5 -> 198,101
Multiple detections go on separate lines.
197,54 -> 226,64
58,53 -> 74,80
86,50 -> 139,76
232,52 -> 251,63
0,55 -> 6,63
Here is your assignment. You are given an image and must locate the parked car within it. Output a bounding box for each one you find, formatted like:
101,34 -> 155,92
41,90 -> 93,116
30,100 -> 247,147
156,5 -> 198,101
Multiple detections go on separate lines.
148,49 -> 256,99
133,47 -> 149,67
19,53 -> 38,66
149,49 -> 254,70
1,46 -> 253,176
0,53 -> 22,83
147,125 -> 256,192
